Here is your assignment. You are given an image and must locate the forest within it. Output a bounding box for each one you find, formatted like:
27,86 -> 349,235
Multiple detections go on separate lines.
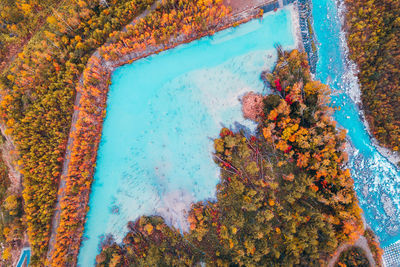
344,0 -> 400,153
0,0 -> 58,70
335,247 -> 369,267
0,0 -> 156,264
96,50 -> 382,266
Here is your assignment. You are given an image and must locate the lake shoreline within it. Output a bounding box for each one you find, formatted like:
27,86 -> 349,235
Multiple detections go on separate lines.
106,3 -> 303,71
49,2 -> 304,266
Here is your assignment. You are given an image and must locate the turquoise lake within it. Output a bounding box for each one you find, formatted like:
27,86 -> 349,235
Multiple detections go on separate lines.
78,7 -> 297,266
77,1 -> 400,266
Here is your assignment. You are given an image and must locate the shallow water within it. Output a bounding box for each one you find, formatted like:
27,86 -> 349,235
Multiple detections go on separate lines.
78,7 -> 297,266
16,248 -> 30,267
312,0 -> 400,249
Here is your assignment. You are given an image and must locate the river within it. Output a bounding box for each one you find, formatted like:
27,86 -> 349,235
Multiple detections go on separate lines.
312,0 -> 400,260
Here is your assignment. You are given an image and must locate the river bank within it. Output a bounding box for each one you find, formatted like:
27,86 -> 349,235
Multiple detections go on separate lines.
335,0 -> 400,168
312,0 -> 400,264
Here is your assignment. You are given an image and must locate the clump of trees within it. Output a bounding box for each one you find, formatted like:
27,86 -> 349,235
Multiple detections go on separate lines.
335,247 -> 369,267
0,0 -> 58,68
364,228 -> 383,266
98,216 -> 201,266
0,0 -> 156,264
345,0 -> 400,152
96,50 -> 378,266
100,0 -> 231,60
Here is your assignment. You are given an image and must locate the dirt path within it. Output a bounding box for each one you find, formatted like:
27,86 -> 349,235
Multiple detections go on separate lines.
327,236 -> 376,267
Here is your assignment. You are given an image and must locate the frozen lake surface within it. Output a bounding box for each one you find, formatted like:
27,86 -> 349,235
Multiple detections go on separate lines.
78,7 -> 297,266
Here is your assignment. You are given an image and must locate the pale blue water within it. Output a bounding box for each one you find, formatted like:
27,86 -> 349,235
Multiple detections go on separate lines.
78,7 -> 297,266
312,0 -> 400,248
16,248 -> 30,267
